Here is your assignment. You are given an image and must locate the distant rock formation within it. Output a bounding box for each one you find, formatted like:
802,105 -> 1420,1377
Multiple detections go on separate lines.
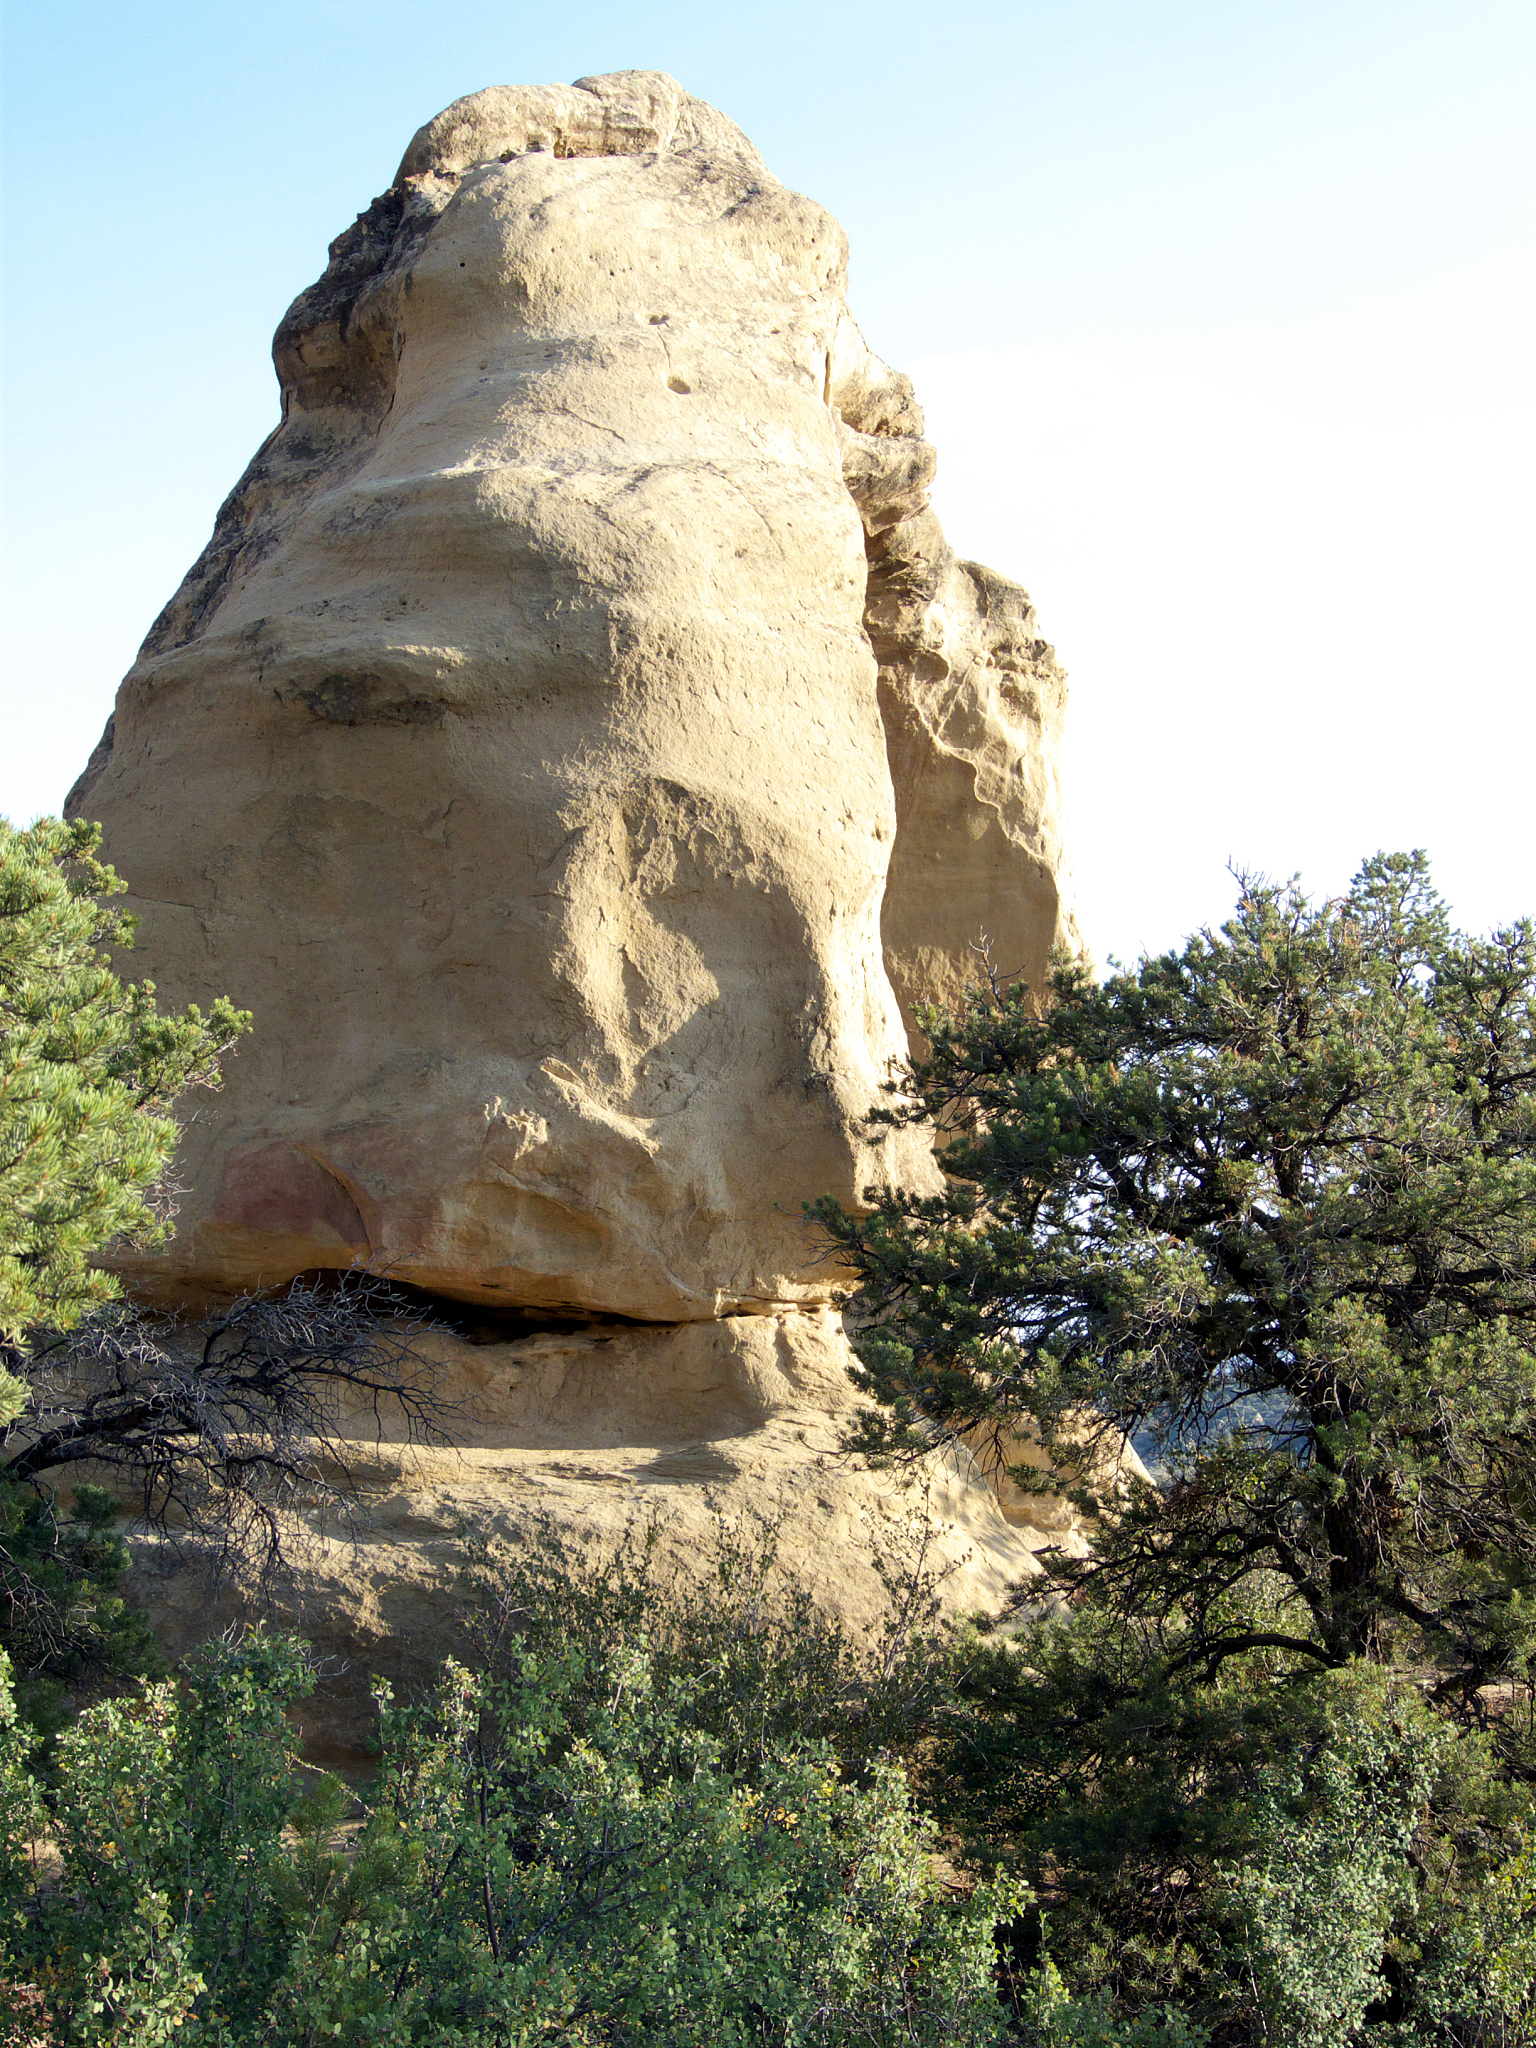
69,73 -> 1085,1708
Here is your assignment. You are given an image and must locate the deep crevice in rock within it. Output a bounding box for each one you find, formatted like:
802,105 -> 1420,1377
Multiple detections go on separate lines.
281,1269 -> 668,1345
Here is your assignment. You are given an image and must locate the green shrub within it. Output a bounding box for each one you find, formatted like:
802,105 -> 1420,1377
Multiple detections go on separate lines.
0,1482 -> 157,1739
267,1650 -> 1018,2046
2,1610 -> 1018,2044
460,1497 -> 959,1787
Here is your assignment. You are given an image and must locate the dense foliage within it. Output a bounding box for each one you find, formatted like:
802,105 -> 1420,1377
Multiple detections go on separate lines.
0,1480 -> 155,1737
0,1520 -> 1020,2047
0,815 -> 249,1353
4,1499 -> 1536,2042
928,1606 -> 1536,2043
814,853 -> 1536,1702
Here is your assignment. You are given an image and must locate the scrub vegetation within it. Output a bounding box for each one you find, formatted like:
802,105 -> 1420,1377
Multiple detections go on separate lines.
4,832 -> 1536,2043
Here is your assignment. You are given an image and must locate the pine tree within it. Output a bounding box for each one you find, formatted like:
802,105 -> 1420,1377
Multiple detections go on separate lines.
815,853 -> 1536,1700
0,814 -> 250,1358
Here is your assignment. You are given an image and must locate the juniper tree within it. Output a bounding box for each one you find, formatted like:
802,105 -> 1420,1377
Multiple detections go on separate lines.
814,853 -> 1536,1701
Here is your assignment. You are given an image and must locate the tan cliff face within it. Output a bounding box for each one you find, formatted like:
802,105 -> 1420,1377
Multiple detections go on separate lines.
69,69 -> 1078,1323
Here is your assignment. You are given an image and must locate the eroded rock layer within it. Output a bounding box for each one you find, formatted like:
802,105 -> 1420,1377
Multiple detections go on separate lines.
71,69 -> 1077,1319
136,1311 -> 1071,1764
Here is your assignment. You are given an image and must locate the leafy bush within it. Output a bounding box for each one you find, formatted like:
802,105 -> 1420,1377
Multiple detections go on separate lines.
461,1497 -> 958,1786
1,1601 -> 1018,2044
273,1653 -> 1016,2046
8,1494 -> 1535,2042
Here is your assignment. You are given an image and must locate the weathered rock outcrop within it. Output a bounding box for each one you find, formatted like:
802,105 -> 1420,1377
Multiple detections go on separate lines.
136,1310 -> 1075,1762
69,74 -> 1085,1688
70,69 -> 1077,1317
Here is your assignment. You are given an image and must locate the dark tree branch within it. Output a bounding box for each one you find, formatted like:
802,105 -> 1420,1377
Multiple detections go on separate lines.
1,1275 -> 457,1590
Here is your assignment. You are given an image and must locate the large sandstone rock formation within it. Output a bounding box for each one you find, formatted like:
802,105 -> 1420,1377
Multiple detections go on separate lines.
70,72 -> 1085,1686
71,69 -> 1077,1319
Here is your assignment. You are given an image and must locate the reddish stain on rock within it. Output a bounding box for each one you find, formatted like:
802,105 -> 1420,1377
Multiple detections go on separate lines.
213,1142 -> 370,1250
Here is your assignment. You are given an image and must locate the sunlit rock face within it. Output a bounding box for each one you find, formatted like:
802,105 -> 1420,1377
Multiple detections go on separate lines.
135,1309 -> 1065,1765
71,71 -> 1089,1744
70,69 -> 1078,1322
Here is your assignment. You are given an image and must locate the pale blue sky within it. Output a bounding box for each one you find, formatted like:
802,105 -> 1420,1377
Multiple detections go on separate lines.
3,1 -> 1532,962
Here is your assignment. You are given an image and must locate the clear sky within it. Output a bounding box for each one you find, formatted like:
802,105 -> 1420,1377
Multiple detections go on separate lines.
3,0 -> 1532,964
